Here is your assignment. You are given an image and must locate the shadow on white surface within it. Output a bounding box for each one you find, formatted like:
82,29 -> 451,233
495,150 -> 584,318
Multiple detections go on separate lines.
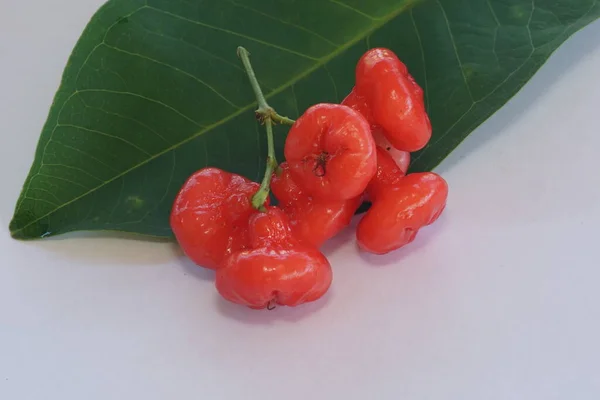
38,229 -> 169,243
13,231 -> 175,266
358,215 -> 449,267
320,216 -> 359,256
174,247 -> 216,282
215,290 -> 333,324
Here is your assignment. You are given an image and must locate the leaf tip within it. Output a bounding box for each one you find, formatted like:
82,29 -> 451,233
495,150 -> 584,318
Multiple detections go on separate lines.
8,210 -> 50,241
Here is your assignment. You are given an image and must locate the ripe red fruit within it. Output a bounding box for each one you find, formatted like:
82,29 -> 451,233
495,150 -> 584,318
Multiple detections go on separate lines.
343,48 -> 431,152
284,103 -> 377,201
216,207 -> 333,309
271,162 -> 361,248
170,168 -> 266,270
357,148 -> 448,254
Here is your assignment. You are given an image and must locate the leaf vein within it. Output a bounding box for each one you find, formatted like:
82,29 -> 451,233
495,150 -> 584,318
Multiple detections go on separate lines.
486,0 -> 502,26
24,196 -> 60,208
147,6 -> 321,61
226,0 -> 340,48
57,123 -> 153,156
323,65 -> 340,102
85,105 -> 170,145
74,6 -> 146,86
41,163 -> 104,182
36,172 -> 92,190
328,0 -> 377,20
76,89 -> 204,128
103,43 -> 242,109
52,141 -> 121,174
437,0 -> 475,102
29,188 -> 62,205
410,10 -> 430,112
108,178 -> 125,221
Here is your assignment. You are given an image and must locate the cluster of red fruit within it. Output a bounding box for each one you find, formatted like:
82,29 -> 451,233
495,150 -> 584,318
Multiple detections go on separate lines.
170,48 -> 448,310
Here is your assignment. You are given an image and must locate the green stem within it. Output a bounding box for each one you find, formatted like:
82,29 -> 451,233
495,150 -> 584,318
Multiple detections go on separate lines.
237,47 -> 269,112
237,46 -> 289,210
271,113 -> 295,126
252,119 -> 277,211
237,47 -> 295,127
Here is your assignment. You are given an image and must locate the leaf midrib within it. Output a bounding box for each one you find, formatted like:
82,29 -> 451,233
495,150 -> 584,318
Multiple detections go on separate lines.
10,0 -> 420,237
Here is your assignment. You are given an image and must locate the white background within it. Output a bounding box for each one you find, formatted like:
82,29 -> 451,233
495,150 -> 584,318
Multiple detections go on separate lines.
1,1 -> 600,399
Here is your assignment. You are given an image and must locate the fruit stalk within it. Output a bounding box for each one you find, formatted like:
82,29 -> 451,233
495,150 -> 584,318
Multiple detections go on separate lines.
237,46 -> 287,210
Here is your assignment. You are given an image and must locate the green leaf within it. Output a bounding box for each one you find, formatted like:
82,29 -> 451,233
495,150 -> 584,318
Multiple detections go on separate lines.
10,0 -> 600,239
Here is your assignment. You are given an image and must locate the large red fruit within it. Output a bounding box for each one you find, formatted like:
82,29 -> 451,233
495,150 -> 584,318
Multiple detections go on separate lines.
216,207 -> 333,309
170,168 -> 266,270
284,103 -> 377,201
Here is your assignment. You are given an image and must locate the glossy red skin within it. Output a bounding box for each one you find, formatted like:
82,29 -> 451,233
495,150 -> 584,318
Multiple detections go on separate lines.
341,90 -> 411,174
271,162 -> 361,248
341,92 -> 411,174
170,168 -> 266,270
357,150 -> 448,255
340,89 -> 375,126
284,103 -> 377,201
367,147 -> 408,197
216,208 -> 333,309
351,48 -> 431,152
372,127 -> 410,175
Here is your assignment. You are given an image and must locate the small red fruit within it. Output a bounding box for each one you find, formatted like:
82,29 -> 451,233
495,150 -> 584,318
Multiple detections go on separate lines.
271,162 -> 361,248
357,148 -> 448,254
343,48 -> 431,152
170,167 -> 266,270
284,103 -> 377,201
216,207 -> 333,309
